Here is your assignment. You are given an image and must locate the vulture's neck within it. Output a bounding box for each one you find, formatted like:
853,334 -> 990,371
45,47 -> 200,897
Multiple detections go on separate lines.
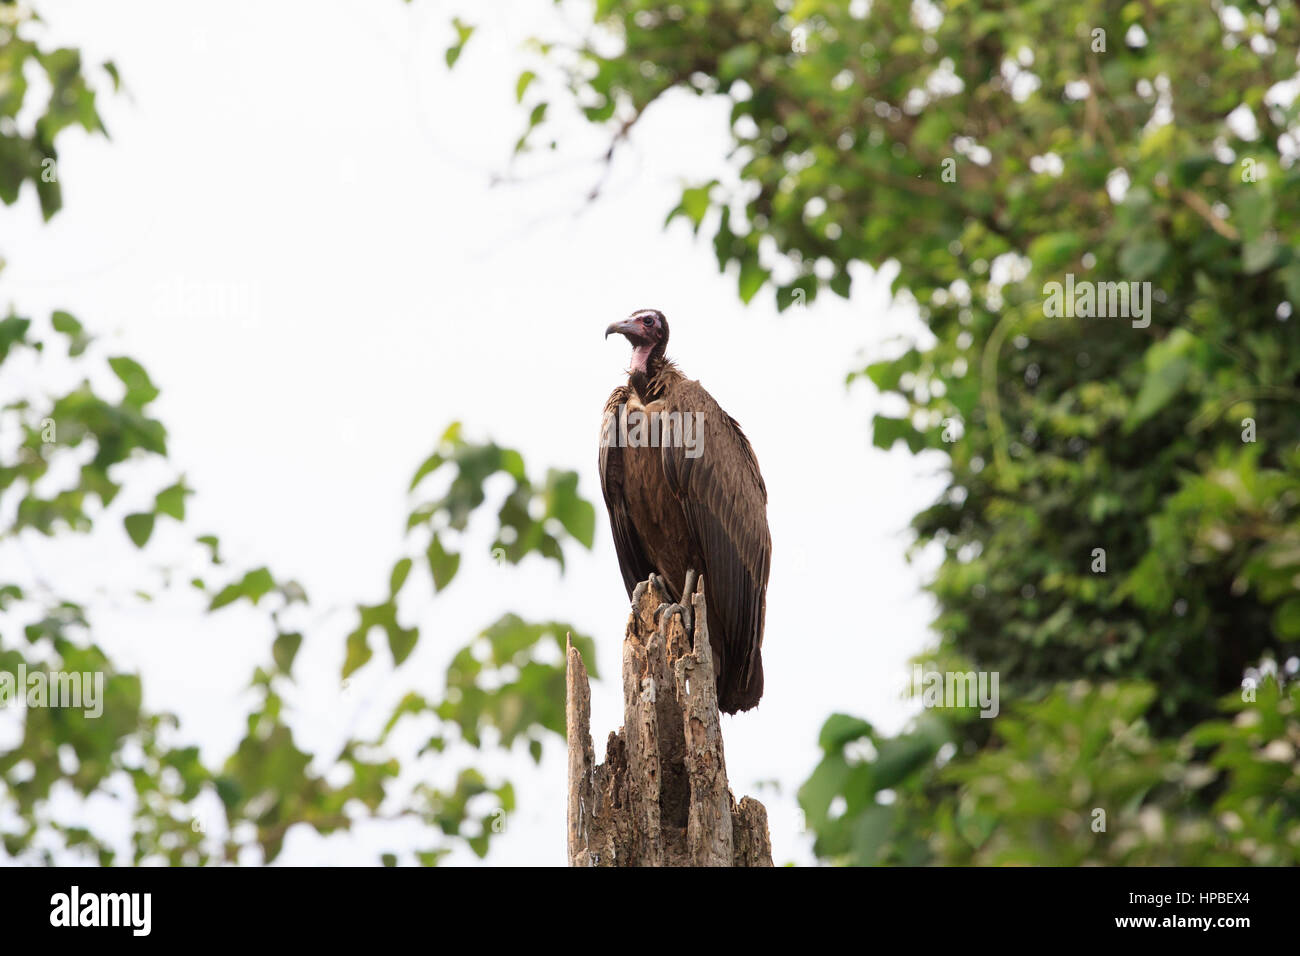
629,355 -> 679,403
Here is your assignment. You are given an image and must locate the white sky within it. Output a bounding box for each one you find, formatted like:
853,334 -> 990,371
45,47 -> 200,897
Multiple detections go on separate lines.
0,0 -> 947,865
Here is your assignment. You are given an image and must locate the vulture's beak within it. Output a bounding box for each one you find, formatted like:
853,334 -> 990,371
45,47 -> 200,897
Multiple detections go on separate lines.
605,317 -> 641,340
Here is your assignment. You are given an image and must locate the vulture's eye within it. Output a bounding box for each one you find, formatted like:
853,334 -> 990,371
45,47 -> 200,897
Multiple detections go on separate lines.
642,317 -> 654,326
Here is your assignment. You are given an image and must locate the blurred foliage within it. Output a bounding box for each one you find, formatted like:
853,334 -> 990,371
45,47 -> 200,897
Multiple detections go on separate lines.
2,307 -> 598,864
8,0 -> 1299,869
0,3 -> 114,228
490,0 -> 1300,863
803,675 -> 1300,865
0,8 -> 598,864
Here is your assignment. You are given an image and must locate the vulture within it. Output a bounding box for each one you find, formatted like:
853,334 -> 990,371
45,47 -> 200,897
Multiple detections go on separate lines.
599,308 -> 771,714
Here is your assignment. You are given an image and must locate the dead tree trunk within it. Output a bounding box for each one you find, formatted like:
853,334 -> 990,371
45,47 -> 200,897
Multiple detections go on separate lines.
566,575 -> 773,866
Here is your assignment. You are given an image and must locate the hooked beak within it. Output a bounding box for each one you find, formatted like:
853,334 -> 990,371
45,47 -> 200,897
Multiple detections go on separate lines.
605,317 -> 643,341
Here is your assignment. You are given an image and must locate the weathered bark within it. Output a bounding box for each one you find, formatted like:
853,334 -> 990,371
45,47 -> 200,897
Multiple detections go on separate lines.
566,575 -> 773,867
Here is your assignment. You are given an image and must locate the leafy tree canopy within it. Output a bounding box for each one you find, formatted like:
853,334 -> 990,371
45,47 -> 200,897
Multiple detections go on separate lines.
0,4 -> 598,865
467,0 -> 1300,863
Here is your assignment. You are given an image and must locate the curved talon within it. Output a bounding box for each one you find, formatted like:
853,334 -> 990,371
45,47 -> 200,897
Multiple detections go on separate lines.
680,568 -> 698,639
653,602 -> 672,622
659,602 -> 688,633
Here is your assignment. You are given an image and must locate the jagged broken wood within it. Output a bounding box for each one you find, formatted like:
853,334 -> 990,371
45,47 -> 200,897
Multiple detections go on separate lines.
566,575 -> 773,866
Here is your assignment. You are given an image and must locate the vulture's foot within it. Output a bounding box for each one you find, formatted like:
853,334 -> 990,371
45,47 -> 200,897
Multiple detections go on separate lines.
680,569 -> 698,637
659,602 -> 688,635
649,573 -> 669,600
653,602 -> 673,623
631,580 -> 648,607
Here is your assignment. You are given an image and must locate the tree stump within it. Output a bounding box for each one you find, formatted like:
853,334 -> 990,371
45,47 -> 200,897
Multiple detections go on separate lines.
566,575 -> 773,866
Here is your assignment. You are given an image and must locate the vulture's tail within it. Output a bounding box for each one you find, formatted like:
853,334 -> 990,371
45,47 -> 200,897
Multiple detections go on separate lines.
717,650 -> 763,714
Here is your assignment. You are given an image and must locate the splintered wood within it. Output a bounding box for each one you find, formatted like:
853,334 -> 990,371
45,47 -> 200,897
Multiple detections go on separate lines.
565,576 -> 773,867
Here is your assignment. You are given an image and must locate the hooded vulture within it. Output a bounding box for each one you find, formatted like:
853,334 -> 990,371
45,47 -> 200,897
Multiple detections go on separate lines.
599,308 -> 771,714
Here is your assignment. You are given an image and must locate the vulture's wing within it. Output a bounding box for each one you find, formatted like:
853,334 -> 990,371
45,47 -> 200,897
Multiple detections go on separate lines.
598,387 -> 656,598
659,379 -> 771,697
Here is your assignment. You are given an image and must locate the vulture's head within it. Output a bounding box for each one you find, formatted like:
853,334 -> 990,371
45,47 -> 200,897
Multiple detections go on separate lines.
605,308 -> 669,373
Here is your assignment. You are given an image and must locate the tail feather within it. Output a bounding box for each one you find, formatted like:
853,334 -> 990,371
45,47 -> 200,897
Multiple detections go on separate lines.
717,648 -> 763,714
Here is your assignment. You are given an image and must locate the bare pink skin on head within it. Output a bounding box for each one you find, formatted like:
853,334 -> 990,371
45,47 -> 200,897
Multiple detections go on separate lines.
629,342 -> 656,374
605,309 -> 669,375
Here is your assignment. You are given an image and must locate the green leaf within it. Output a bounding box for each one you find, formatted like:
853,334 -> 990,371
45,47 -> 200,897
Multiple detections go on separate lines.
343,623 -> 373,678
155,480 -> 190,520
718,43 -> 759,82
871,415 -> 913,451
1028,232 -> 1085,272
738,258 -> 769,304
409,450 -> 445,491
861,351 -> 920,392
1274,261 -> 1300,308
272,632 -> 303,674
850,805 -> 896,864
388,623 -> 419,666
830,270 -> 851,299
514,102 -> 548,154
798,755 -> 850,831
197,534 -> 222,564
0,316 -> 32,363
1124,330 -> 1198,431
209,567 -> 276,610
389,557 -> 413,596
445,18 -> 475,68
1274,597 -> 1300,639
870,734 -> 937,790
818,713 -> 874,752
426,534 -> 460,592
515,70 -> 536,103
1118,239 -> 1169,279
108,355 -> 160,407
124,512 -> 154,548
51,310 -> 82,336
546,469 -> 595,548
676,183 -> 713,233
1242,238 -> 1279,274
1232,188 -> 1274,241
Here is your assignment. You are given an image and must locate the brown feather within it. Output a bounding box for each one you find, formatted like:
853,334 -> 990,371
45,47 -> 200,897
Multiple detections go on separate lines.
599,364 -> 771,713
